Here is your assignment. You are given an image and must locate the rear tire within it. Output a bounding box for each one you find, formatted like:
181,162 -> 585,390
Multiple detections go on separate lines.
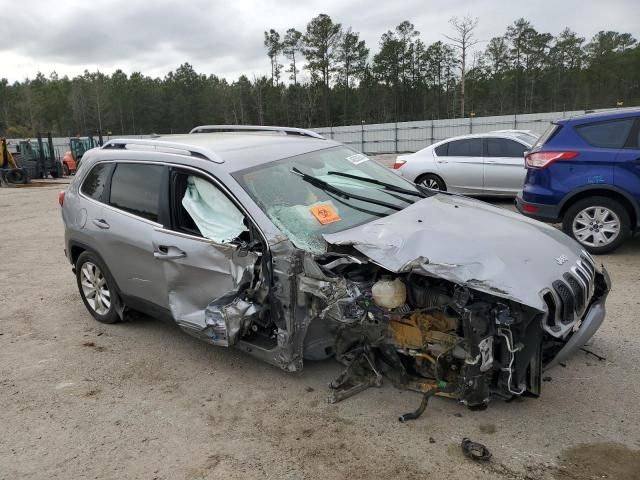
76,251 -> 120,324
416,173 -> 446,191
562,196 -> 630,254
6,168 -> 28,184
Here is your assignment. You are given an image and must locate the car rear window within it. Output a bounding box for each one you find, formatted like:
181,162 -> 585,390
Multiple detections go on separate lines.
81,163 -> 112,202
109,163 -> 164,222
446,138 -> 482,157
533,124 -> 561,149
576,118 -> 635,149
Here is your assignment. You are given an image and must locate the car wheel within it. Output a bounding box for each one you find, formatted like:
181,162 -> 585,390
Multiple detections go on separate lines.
76,251 -> 120,323
562,196 -> 630,254
417,174 -> 446,191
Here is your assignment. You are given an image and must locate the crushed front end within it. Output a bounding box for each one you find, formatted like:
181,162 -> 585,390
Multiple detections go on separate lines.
298,250 -> 610,411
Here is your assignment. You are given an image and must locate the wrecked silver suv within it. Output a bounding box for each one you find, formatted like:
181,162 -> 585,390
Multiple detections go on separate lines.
61,126 -> 610,415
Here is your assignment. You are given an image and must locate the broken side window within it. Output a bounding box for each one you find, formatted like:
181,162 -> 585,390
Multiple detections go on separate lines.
176,173 -> 248,243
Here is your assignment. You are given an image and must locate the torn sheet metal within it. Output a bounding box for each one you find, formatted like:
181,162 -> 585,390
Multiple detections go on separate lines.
158,239 -> 260,334
205,293 -> 259,346
324,194 -> 586,311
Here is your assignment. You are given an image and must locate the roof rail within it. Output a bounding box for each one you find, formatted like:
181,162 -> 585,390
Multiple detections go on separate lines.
189,125 -> 325,140
102,138 -> 224,163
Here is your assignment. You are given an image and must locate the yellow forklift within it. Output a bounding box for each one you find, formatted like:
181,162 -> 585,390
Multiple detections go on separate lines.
0,137 -> 29,185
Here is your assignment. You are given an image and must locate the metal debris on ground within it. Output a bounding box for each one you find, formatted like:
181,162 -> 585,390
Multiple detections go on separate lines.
461,437 -> 492,462
580,347 -> 606,361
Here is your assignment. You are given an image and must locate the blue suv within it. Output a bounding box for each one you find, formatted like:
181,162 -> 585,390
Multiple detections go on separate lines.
516,108 -> 640,253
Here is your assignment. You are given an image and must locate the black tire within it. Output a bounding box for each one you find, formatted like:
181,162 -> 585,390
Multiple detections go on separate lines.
75,251 -> 120,323
6,168 -> 28,184
562,196 -> 631,254
416,173 -> 446,191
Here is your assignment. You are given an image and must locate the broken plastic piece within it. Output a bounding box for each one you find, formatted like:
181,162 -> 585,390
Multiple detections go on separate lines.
461,438 -> 492,461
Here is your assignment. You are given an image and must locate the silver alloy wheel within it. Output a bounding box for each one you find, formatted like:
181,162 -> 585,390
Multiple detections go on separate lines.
572,206 -> 620,248
80,262 -> 111,315
421,177 -> 441,190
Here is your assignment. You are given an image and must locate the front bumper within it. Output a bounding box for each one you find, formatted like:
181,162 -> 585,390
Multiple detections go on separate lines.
546,299 -> 606,368
515,193 -> 562,223
546,267 -> 611,369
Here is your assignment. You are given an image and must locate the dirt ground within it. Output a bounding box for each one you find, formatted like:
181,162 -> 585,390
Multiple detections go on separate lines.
1,180 -> 639,480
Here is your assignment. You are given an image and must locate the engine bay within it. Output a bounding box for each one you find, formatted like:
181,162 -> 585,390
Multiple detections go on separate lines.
298,253 -> 548,414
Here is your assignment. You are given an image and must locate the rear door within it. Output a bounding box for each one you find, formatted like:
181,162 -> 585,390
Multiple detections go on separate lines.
613,117 -> 640,208
99,162 -> 169,310
483,137 -> 529,195
151,167 -> 261,333
434,138 -> 484,194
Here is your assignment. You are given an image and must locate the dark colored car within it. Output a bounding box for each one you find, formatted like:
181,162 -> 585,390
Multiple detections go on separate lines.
516,108 -> 640,253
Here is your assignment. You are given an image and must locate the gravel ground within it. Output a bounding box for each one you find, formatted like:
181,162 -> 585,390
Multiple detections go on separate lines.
1,179 -> 639,480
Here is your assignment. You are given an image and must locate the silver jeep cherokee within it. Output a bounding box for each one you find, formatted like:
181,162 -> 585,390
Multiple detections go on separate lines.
61,125 -> 610,414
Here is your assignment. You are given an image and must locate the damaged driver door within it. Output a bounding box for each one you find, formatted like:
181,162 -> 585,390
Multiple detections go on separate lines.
152,168 -> 262,340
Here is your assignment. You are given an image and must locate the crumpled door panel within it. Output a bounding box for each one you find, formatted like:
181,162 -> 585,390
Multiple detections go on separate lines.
152,228 -> 260,335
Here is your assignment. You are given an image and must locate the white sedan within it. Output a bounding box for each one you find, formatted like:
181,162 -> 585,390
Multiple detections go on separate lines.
393,132 -> 536,197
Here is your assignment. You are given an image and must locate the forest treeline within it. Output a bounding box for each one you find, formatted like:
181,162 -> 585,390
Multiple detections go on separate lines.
1,14 -> 638,137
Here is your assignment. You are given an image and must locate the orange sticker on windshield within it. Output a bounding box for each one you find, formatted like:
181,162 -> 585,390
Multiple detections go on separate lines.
310,204 -> 341,225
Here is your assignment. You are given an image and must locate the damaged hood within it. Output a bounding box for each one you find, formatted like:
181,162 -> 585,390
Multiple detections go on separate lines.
324,193 -> 588,311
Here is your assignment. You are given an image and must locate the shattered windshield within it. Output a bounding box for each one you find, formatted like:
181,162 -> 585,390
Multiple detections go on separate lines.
233,146 -> 425,253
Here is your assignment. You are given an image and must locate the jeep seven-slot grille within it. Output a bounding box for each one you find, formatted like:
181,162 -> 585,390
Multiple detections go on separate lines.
552,280 -> 575,324
563,273 -> 584,311
546,254 -> 596,328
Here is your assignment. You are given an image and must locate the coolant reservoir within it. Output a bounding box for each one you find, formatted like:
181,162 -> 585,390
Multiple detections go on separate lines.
372,278 -> 406,309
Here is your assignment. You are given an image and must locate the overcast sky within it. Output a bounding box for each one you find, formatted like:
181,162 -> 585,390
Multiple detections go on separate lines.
1,0 -> 638,83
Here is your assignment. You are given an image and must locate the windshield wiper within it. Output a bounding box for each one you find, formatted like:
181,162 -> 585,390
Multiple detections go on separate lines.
291,167 -> 403,211
326,171 -> 426,198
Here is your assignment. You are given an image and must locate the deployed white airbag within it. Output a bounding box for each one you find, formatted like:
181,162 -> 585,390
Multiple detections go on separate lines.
182,176 -> 247,243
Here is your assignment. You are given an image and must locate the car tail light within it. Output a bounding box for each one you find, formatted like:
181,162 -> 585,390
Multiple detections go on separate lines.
393,158 -> 407,169
522,203 -> 539,213
58,190 -> 65,206
525,151 -> 577,168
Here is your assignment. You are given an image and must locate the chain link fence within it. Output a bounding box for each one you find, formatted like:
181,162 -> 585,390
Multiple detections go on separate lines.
6,107 -> 636,158
312,108 -> 635,154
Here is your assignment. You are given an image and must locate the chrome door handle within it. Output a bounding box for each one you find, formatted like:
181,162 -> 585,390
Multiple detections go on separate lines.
92,218 -> 110,229
154,245 -> 187,260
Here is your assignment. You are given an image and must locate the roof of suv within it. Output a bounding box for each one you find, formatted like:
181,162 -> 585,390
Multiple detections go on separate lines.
558,107 -> 640,125
101,131 -> 340,173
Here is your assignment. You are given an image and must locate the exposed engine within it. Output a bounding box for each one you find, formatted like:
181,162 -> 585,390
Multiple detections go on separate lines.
299,255 -> 546,412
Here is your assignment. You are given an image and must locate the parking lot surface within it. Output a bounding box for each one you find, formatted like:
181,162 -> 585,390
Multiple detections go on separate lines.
1,180 -> 639,480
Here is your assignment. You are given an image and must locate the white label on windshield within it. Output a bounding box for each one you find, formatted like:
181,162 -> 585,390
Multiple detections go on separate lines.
346,154 -> 369,165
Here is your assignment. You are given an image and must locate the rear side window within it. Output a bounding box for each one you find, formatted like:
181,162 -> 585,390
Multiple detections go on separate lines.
447,138 -> 482,157
81,163 -> 112,202
486,138 -> 528,157
576,118 -> 634,149
434,143 -> 449,156
109,163 -> 164,222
